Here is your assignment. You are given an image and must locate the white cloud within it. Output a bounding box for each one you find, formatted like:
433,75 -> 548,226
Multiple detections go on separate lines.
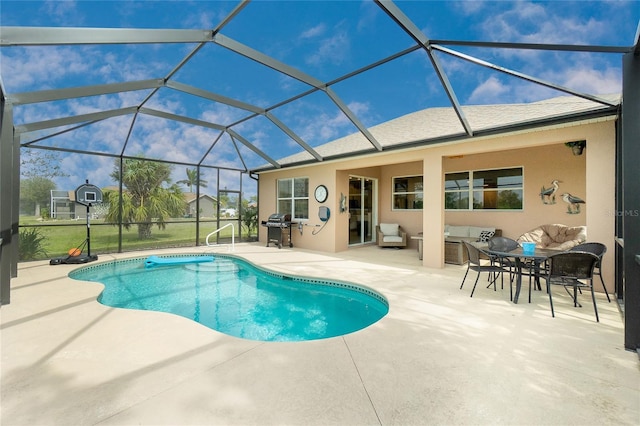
41,0 -> 84,26
181,8 -> 228,29
299,19 -> 351,68
305,29 -> 351,67
301,23 -> 326,39
357,0 -> 379,32
477,2 -> 610,53
1,47 -> 91,91
444,1 -> 627,104
1,43 -> 172,94
294,106 -> 354,144
548,65 -> 622,95
200,105 -> 246,126
346,100 -> 371,121
60,154 -> 115,190
454,0 -> 487,16
467,76 -> 511,104
75,115 -> 132,155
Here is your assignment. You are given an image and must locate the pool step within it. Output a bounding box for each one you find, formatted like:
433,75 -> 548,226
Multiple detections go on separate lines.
183,260 -> 239,273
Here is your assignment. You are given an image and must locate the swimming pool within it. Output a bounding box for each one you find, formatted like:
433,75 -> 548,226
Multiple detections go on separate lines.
69,254 -> 388,342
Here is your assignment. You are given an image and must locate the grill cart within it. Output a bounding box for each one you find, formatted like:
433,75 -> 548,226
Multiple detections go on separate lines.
261,213 -> 293,248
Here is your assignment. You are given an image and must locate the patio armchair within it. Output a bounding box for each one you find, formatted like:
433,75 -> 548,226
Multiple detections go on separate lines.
460,241 -> 510,298
545,251 -> 600,321
488,237 -> 520,300
376,223 -> 407,248
569,242 -> 610,302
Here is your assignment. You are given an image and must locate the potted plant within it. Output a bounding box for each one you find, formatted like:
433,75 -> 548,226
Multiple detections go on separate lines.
565,140 -> 586,155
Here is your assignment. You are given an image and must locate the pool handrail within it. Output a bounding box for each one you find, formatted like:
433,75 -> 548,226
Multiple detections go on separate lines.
205,223 -> 235,251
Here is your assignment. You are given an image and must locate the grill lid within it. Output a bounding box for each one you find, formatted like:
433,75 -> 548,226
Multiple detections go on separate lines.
267,213 -> 291,223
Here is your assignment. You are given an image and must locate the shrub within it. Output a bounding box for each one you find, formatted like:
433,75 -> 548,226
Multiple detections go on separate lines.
40,207 -> 50,220
241,205 -> 258,238
19,228 -> 49,261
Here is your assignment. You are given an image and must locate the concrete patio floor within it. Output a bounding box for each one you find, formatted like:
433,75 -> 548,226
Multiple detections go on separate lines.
2,243 -> 638,425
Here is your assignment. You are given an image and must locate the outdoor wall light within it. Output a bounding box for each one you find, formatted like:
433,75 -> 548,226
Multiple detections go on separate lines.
565,140 -> 586,156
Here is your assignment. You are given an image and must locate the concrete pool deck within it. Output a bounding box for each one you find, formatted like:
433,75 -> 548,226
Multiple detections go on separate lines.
2,243 -> 638,425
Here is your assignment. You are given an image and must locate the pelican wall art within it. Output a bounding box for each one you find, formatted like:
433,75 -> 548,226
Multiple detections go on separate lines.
540,180 -> 585,214
540,180 -> 561,204
561,193 -> 585,214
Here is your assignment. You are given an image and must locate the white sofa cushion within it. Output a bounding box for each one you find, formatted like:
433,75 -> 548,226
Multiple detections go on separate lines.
379,223 -> 399,236
447,225 -> 470,237
383,235 -> 404,243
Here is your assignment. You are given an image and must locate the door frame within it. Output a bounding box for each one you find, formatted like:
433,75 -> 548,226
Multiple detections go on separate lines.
348,175 -> 378,246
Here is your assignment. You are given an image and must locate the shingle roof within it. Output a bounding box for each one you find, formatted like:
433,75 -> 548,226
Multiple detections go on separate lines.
184,193 -> 217,204
271,94 -> 620,168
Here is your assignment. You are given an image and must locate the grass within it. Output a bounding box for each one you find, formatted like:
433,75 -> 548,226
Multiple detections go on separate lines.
19,217 -> 252,261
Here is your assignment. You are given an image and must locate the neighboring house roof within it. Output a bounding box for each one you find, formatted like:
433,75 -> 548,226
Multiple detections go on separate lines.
264,94 -> 619,169
184,193 -> 217,204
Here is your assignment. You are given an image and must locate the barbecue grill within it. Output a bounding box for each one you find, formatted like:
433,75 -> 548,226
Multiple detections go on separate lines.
261,213 -> 293,248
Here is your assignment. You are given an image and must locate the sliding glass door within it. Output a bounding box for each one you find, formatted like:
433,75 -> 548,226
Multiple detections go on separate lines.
348,176 -> 376,245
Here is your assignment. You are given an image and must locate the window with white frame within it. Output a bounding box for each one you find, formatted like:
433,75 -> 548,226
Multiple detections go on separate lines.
277,177 -> 309,220
445,167 -> 523,210
392,175 -> 423,210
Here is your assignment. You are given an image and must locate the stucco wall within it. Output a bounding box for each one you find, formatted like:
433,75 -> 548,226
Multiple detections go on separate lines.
258,119 -> 615,290
442,143 -> 586,237
259,165 -> 353,252
378,162 -> 423,243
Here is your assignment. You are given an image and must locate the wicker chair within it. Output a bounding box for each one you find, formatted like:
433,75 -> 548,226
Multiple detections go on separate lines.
570,242 -> 610,302
376,223 -> 407,248
488,237 -> 519,300
545,251 -> 600,321
461,241 -> 509,298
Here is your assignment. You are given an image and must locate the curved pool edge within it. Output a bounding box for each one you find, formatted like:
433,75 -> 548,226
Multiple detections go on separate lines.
68,252 -> 389,342
69,252 -> 389,310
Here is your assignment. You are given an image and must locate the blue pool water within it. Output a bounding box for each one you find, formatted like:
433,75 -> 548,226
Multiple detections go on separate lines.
69,254 -> 388,342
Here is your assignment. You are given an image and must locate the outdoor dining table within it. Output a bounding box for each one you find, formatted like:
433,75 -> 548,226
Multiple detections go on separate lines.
487,246 -> 559,304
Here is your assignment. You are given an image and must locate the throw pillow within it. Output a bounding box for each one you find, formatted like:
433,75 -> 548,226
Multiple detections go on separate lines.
477,230 -> 495,242
379,223 -> 399,236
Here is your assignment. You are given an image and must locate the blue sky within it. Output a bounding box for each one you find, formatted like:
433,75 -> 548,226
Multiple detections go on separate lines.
2,0 -> 639,194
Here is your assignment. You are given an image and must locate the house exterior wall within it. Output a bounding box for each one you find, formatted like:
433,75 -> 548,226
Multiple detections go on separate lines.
187,196 -> 216,218
442,142 -> 586,235
259,166 -> 340,252
201,198 -> 216,218
258,119 -> 615,290
379,162 -> 424,243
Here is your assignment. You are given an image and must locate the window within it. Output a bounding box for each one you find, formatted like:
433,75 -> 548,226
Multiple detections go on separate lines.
445,167 -> 523,210
444,172 -> 470,209
392,176 -> 423,210
277,178 -> 309,220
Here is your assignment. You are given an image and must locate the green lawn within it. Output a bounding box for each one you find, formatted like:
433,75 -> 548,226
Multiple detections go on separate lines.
19,217 -> 254,261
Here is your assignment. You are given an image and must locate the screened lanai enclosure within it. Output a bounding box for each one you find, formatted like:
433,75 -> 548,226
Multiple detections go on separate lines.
1,1 -> 640,350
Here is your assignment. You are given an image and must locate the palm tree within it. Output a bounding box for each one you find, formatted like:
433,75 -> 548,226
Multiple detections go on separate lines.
104,157 -> 186,239
177,167 -> 208,193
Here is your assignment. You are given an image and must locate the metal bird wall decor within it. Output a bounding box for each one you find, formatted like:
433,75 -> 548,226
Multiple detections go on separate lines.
561,192 -> 585,214
540,180 -> 561,204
